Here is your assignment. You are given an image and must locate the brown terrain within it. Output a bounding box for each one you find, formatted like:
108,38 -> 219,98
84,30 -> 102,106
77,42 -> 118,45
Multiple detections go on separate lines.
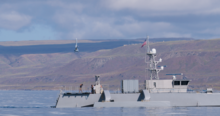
0,39 -> 220,90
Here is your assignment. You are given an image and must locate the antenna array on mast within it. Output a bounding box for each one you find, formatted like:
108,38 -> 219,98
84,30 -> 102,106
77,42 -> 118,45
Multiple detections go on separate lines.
146,36 -> 164,80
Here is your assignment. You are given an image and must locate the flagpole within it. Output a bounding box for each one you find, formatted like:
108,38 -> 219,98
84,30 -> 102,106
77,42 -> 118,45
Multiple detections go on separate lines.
145,36 -> 147,81
147,36 -> 150,53
144,39 -> 146,63
145,36 -> 150,80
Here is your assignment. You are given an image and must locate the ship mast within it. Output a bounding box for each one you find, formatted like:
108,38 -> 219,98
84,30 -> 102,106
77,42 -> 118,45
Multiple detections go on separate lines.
146,36 -> 163,80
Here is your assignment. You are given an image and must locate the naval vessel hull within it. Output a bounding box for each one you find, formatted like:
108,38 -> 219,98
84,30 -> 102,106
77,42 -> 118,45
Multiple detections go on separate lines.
55,92 -> 220,108
54,37 -> 220,108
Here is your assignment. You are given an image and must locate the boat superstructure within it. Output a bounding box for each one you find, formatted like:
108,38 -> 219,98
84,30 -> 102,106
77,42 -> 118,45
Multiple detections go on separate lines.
54,37 -> 220,108
145,42 -> 190,93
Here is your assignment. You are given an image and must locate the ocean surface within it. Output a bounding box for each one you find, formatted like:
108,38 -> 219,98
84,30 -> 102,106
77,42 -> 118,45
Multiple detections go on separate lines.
0,90 -> 220,116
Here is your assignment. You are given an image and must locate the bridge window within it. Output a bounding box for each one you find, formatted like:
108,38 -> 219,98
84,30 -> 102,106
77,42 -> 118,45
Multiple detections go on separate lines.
154,82 -> 156,88
174,81 -> 180,85
181,81 -> 189,85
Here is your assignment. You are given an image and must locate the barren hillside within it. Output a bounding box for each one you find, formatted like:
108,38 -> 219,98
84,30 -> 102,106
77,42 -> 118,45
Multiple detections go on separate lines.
0,39 -> 219,90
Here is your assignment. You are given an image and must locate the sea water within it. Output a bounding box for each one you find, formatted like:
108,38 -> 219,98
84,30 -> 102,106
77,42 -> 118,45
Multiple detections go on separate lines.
0,90 -> 220,116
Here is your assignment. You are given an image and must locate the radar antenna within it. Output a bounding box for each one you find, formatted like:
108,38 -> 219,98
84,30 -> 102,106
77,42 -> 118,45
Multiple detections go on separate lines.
166,73 -> 183,80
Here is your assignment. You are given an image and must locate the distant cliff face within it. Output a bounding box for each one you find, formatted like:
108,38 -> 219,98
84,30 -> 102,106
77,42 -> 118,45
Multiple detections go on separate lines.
0,39 -> 220,90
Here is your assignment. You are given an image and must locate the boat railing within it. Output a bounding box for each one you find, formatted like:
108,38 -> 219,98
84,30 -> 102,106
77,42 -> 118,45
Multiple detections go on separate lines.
58,86 -> 214,94
58,84 -> 110,94
59,85 -> 91,94
147,88 -> 198,93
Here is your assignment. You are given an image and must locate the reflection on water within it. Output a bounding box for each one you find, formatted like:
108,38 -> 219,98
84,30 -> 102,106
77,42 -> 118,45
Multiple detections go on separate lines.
0,90 -> 220,116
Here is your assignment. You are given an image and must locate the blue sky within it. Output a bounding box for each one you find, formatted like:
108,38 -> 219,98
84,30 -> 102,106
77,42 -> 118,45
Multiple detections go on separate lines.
0,0 -> 220,41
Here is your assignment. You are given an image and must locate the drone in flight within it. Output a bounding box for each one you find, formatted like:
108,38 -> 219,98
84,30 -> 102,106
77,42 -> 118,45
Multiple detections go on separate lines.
74,38 -> 79,52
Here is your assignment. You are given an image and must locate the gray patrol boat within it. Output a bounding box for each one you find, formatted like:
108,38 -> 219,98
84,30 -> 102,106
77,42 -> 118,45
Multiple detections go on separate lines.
54,37 -> 220,108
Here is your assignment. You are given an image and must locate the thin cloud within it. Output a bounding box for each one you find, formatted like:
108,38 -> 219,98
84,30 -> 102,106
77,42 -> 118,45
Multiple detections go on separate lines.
0,0 -> 220,41
104,0 -> 220,15
0,11 -> 32,30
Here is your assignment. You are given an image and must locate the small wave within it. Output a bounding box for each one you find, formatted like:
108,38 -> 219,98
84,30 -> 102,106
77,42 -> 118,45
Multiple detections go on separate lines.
0,106 -> 49,108
166,113 -> 186,115
2,114 -> 20,116
50,112 -> 67,115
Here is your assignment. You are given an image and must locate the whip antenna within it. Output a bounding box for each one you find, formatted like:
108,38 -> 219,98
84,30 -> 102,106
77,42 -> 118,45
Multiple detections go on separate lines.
147,36 -> 150,53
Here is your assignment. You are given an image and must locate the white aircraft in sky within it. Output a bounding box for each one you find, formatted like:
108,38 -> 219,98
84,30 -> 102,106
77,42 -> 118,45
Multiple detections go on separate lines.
74,38 -> 79,52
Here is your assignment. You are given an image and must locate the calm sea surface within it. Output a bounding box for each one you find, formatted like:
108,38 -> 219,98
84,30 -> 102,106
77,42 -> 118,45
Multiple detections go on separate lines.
0,90 -> 220,116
